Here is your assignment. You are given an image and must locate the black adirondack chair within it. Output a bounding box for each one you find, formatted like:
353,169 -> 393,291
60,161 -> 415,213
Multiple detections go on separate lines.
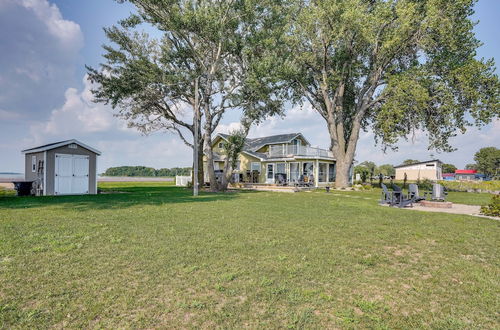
381,183 -> 415,208
380,183 -> 395,205
407,183 -> 427,202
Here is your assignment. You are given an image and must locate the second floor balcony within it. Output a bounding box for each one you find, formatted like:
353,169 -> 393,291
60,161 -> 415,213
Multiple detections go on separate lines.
268,144 -> 334,159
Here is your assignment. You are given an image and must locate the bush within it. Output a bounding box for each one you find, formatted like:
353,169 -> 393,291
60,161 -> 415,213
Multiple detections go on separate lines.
480,195 -> 500,217
439,180 -> 500,193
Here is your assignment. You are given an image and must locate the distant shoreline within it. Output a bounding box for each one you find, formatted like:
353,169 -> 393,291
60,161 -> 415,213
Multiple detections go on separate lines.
98,176 -> 174,182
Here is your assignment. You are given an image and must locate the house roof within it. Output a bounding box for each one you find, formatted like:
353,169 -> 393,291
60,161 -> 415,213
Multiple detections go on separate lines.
394,159 -> 442,169
22,139 -> 102,155
455,169 -> 477,174
214,132 -> 309,153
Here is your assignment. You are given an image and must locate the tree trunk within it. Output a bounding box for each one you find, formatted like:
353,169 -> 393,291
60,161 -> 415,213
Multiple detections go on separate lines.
334,156 -> 353,188
203,122 -> 217,191
220,158 -> 232,191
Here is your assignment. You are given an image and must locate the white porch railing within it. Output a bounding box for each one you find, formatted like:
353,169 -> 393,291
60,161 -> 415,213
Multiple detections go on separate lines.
268,145 -> 333,158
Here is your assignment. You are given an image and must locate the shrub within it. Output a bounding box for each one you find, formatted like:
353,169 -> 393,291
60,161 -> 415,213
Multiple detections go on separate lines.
480,195 -> 500,217
439,180 -> 500,192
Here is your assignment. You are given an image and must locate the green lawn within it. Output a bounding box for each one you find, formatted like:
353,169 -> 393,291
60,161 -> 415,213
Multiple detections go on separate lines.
0,183 -> 498,328
331,187 -> 495,206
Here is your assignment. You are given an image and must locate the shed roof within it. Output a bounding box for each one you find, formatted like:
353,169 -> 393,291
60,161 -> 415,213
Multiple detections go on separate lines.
22,139 -> 101,155
394,159 -> 442,169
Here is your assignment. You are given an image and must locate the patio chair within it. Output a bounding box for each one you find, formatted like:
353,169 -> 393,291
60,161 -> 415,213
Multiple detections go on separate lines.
430,183 -> 448,201
381,183 -> 415,208
407,183 -> 427,202
391,183 -> 404,204
380,183 -> 395,206
275,173 -> 287,186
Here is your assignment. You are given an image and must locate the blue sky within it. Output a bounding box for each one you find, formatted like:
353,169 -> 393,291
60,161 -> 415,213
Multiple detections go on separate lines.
0,0 -> 499,173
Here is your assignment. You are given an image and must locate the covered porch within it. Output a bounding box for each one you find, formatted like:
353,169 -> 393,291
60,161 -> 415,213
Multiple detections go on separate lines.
258,159 -> 336,188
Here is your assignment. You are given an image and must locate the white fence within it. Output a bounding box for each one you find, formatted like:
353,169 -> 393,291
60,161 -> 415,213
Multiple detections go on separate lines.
175,175 -> 192,186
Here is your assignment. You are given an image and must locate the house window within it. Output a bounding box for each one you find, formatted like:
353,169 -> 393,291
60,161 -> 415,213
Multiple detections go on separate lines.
68,143 -> 77,149
31,156 -> 36,172
218,142 -> 224,149
251,162 -> 260,172
318,163 -> 327,182
290,163 -> 300,182
276,163 -> 286,174
303,162 -> 314,176
328,163 -> 336,182
426,164 -> 435,167
235,161 -> 241,171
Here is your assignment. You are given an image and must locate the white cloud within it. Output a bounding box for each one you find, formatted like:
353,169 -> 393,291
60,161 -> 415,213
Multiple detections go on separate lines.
19,0 -> 83,50
29,76 -> 118,142
0,0 -> 84,120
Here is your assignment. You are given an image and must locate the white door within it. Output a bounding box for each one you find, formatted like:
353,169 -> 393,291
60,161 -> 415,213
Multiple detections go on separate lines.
266,163 -> 275,184
55,154 -> 89,195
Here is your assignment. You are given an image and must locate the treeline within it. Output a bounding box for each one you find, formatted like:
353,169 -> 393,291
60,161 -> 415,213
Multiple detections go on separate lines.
103,166 -> 192,177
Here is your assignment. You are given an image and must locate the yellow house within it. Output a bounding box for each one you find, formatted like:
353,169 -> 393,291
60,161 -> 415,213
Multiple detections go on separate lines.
204,133 -> 337,187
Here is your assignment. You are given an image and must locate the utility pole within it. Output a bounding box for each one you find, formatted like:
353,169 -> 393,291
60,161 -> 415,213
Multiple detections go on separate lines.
193,77 -> 200,196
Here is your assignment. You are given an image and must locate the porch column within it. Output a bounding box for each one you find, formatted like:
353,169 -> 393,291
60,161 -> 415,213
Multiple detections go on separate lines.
315,159 -> 319,187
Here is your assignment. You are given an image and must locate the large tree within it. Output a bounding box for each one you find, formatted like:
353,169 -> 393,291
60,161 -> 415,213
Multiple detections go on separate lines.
473,147 -> 500,178
87,0 -> 284,192
283,0 -> 500,187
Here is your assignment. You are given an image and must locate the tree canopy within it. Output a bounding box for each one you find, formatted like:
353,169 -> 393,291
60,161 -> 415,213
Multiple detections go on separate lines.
280,0 -> 499,187
441,163 -> 457,174
103,166 -> 191,177
473,147 -> 500,177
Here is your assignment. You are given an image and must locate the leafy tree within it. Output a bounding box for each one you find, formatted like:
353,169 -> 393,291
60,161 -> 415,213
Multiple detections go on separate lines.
402,159 -> 420,166
474,147 -> 500,177
103,166 -> 191,177
465,163 -> 477,170
377,164 -> 395,177
354,165 -> 371,183
88,0 -> 285,192
358,161 -> 377,175
282,0 -> 500,187
441,163 -> 457,174
219,129 -> 247,191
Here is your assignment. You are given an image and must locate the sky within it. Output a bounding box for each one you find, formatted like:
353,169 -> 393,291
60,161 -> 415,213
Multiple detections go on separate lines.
0,0 -> 499,174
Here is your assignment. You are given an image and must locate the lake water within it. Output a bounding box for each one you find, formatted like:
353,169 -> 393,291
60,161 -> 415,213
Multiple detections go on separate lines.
0,172 -> 24,180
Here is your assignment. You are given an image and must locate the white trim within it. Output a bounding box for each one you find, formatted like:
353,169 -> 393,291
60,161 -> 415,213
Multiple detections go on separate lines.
250,162 -> 261,172
241,151 -> 265,161
54,153 -> 90,195
94,156 -> 98,194
43,151 -> 47,196
22,139 -> 101,155
31,155 -> 36,172
266,163 -> 275,184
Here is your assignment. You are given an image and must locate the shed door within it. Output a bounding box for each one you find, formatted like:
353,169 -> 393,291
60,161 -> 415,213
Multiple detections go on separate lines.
55,154 -> 89,195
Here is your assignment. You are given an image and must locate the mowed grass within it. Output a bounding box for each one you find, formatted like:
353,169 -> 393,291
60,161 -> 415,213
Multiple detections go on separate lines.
330,187 -> 495,206
0,183 -> 498,328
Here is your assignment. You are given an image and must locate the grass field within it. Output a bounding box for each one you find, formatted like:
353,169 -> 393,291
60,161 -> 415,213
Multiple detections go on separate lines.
0,182 -> 499,328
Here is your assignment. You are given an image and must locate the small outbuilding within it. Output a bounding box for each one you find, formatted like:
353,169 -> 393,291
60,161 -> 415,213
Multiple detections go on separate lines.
394,159 -> 442,181
22,140 -> 101,196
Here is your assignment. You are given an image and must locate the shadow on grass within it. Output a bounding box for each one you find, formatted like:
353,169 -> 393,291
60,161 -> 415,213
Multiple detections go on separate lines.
0,186 -> 256,210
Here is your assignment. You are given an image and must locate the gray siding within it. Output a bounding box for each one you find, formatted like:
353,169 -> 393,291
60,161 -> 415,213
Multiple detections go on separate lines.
24,152 -> 44,182
25,145 -> 98,195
